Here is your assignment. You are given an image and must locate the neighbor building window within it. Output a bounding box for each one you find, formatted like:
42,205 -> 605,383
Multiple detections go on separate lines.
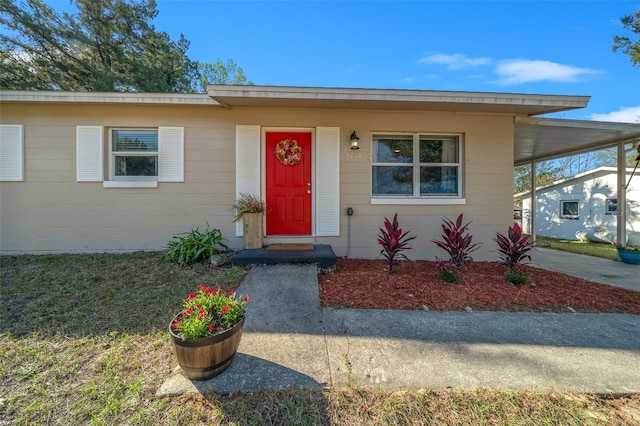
110,129 -> 158,180
560,200 -> 579,219
606,198 -> 617,215
371,133 -> 462,199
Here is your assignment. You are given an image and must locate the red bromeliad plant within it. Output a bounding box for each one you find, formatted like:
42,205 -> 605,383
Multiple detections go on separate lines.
494,222 -> 533,269
377,213 -> 416,274
170,285 -> 249,340
495,222 -> 533,285
432,213 -> 479,266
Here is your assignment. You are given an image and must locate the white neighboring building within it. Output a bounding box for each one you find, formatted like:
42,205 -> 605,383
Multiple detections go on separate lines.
518,167 -> 640,243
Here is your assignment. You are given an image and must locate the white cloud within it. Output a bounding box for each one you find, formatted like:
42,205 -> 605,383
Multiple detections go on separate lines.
494,59 -> 601,85
419,53 -> 491,70
589,106 -> 640,123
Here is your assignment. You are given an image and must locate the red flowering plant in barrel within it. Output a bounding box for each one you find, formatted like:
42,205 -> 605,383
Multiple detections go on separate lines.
170,285 -> 249,340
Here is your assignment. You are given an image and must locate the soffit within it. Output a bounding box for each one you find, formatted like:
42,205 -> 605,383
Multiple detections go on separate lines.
514,117 -> 640,165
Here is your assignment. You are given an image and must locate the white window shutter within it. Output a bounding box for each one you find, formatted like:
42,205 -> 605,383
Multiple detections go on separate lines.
0,124 -> 24,181
315,127 -> 340,236
158,127 -> 184,182
76,126 -> 103,182
235,125 -> 261,236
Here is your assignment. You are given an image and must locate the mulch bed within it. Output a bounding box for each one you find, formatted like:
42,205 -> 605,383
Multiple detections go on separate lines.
319,258 -> 640,314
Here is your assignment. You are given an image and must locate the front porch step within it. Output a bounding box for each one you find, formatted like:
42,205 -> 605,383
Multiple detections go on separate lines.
231,244 -> 337,273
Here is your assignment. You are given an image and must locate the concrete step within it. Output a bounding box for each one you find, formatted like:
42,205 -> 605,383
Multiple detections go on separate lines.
231,244 -> 337,272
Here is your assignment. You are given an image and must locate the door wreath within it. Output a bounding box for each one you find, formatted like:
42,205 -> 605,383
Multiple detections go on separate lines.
275,139 -> 303,166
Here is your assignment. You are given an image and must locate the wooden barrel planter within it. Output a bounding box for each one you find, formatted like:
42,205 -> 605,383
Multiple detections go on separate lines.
169,317 -> 244,380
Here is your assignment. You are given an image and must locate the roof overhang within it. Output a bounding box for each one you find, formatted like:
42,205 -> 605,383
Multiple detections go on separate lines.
0,90 -> 220,106
207,85 -> 590,115
514,116 -> 640,166
5,86 -> 636,167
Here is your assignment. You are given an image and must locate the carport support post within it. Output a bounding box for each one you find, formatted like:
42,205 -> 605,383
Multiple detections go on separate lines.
617,141 -> 627,247
530,160 -> 537,244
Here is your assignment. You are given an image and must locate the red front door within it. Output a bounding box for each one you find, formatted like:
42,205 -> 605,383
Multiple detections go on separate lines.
266,131 -> 312,235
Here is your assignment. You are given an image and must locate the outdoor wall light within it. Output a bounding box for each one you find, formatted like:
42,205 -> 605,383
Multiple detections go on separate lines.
350,131 -> 360,150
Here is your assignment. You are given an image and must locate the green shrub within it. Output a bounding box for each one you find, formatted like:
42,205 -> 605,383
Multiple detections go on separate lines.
504,266 -> 529,285
164,225 -> 229,265
436,260 -> 459,283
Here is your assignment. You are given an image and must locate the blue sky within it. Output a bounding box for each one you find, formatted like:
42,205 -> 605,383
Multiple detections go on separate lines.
49,0 -> 640,122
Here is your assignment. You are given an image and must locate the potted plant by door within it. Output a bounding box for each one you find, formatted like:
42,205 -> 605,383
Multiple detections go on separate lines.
231,193 -> 266,249
169,285 -> 249,380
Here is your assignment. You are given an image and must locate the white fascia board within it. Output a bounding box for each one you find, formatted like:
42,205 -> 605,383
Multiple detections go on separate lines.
207,85 -> 590,110
0,90 -> 221,106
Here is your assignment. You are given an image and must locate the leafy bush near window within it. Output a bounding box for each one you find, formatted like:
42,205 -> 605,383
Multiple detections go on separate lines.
377,213 -> 416,274
432,213 -> 479,266
164,225 -> 230,265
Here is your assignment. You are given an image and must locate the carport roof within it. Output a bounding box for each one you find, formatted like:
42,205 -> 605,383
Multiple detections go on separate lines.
514,116 -> 640,165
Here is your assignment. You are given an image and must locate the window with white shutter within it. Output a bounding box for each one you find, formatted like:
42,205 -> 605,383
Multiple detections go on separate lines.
76,125 -> 184,187
0,124 -> 24,181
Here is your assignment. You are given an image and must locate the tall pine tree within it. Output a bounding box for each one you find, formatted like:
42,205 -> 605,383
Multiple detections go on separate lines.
0,0 -> 250,92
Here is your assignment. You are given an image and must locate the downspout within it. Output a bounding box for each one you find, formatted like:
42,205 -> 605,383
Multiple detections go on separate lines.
346,207 -> 354,257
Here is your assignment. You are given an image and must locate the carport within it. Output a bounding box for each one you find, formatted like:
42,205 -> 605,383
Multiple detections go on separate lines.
514,116 -> 640,246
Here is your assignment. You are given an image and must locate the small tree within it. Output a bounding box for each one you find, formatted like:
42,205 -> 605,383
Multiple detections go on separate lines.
613,9 -> 640,68
377,213 -> 416,274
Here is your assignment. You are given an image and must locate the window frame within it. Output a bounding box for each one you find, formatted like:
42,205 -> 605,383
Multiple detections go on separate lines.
108,128 -> 159,182
605,198 -> 617,215
370,132 -> 464,205
559,200 -> 580,220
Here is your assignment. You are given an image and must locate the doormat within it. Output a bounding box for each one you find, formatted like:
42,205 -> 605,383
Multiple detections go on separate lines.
266,243 -> 314,251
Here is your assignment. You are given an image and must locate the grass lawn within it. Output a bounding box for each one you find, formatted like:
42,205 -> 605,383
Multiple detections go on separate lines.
535,236 -> 619,260
1,252 -> 638,425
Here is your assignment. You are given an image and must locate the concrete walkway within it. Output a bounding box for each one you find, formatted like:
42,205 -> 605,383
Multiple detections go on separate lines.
158,252 -> 640,396
529,247 -> 640,292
